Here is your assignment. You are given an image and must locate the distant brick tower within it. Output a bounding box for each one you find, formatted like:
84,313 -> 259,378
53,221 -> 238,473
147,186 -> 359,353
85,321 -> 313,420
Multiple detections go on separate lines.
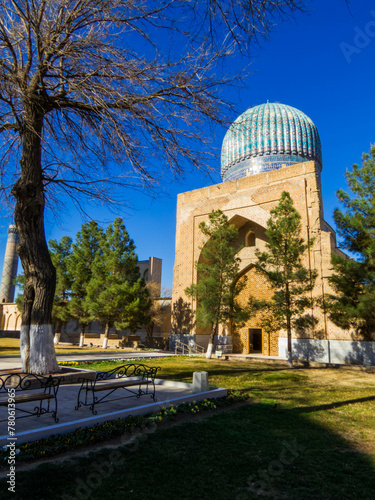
0,225 -> 19,303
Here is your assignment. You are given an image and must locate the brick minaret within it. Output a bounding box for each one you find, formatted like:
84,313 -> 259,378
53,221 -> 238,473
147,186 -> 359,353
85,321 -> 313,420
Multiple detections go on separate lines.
0,225 -> 19,303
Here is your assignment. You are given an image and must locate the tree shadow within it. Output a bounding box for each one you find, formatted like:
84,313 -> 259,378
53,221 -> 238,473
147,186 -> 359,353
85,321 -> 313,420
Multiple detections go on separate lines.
171,297 -> 195,335
291,395 -> 375,414
292,339 -> 327,363
7,402 -> 375,500
0,346 -> 20,354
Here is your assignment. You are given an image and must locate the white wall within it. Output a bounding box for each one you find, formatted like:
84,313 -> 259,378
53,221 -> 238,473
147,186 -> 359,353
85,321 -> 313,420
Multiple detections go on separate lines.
279,338 -> 375,366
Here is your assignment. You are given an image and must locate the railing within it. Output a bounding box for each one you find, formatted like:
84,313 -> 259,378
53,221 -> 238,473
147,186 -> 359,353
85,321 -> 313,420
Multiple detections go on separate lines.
174,339 -> 205,356
214,344 -> 233,356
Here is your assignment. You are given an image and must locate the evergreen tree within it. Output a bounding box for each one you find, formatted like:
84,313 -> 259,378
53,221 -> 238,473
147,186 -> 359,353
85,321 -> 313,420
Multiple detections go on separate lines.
68,221 -> 103,345
15,274 -> 25,312
87,218 -> 151,349
49,236 -> 73,340
185,210 -> 250,359
253,192 -> 317,366
326,146 -> 375,340
15,236 -> 73,340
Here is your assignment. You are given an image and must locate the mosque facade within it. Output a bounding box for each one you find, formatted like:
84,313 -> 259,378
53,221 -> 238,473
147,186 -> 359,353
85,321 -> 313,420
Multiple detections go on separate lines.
172,102 -> 352,357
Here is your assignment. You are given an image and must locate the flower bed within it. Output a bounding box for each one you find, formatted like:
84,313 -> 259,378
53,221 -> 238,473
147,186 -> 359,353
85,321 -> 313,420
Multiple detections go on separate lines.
0,390 -> 249,463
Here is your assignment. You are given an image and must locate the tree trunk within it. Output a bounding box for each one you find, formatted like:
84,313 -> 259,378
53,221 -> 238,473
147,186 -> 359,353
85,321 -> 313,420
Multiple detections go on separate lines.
146,322 -> 154,345
79,325 -> 86,347
206,323 -> 217,359
285,282 -> 293,367
102,323 -> 110,349
12,103 -> 59,374
53,319 -> 63,345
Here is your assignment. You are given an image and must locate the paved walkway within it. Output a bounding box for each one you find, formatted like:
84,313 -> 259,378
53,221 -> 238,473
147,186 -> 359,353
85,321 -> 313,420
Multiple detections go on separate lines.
227,353 -> 285,361
0,375 -> 226,445
0,351 -> 176,371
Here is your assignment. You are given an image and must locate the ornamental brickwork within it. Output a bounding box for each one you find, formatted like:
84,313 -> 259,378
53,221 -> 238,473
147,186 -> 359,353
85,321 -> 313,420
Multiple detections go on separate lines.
172,160 -> 352,355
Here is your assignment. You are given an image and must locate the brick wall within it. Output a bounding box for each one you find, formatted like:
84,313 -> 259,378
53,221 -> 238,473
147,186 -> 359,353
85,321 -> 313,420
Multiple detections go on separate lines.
172,160 -> 355,351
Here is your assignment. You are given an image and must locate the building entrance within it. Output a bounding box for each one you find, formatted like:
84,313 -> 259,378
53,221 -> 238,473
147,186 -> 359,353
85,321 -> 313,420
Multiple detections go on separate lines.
249,328 -> 262,353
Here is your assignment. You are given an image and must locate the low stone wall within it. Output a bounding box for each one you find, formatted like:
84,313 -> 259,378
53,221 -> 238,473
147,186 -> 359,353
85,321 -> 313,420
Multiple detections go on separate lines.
279,338 -> 375,366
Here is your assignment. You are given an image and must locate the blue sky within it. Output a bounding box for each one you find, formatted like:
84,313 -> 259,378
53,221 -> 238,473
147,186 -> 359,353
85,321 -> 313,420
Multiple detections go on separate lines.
1,0 -> 375,292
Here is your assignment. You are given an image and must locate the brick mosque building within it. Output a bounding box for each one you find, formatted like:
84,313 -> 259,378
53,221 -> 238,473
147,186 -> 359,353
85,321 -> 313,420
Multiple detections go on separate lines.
172,102 -> 356,360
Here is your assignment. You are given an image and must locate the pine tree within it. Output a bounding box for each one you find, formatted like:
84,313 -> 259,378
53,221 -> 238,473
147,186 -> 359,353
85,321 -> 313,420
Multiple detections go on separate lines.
87,218 -> 151,349
185,210 -> 250,359
253,192 -> 317,366
15,236 -> 73,340
49,236 -> 73,341
325,146 -> 375,340
68,221 -> 103,345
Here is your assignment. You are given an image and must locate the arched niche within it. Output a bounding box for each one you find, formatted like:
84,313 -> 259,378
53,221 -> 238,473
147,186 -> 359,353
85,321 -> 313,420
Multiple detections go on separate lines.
197,215 -> 268,270
245,230 -> 256,247
15,314 -> 21,330
5,313 -> 12,330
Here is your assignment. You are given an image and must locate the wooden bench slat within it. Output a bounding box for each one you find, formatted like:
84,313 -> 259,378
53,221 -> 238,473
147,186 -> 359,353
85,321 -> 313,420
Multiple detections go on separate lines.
94,380 -> 148,392
0,392 -> 53,405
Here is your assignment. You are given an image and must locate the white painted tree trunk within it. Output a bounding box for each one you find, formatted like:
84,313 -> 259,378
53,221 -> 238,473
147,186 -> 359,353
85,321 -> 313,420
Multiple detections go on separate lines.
102,337 -> 108,349
53,333 -> 60,345
205,342 -> 213,359
287,351 -> 293,367
79,334 -> 85,347
20,325 -> 60,374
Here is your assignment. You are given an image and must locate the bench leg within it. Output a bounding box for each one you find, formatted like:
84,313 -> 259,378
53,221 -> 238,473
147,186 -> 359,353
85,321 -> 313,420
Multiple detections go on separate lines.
30,398 -> 59,423
75,380 -> 97,415
75,380 -> 86,410
51,393 -> 59,423
89,395 -> 98,416
138,381 -> 157,402
149,381 -> 157,402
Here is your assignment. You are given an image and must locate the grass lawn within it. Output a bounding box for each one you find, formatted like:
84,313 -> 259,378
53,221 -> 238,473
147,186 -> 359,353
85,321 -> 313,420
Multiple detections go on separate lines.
1,357 -> 375,499
0,337 -> 130,355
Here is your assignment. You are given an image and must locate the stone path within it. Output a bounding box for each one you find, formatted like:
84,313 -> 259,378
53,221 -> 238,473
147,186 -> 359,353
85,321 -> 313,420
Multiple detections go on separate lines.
0,350 -> 176,371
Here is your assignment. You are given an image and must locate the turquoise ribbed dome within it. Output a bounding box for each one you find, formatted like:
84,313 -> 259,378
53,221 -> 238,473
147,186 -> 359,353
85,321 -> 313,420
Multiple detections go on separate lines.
221,102 -> 322,182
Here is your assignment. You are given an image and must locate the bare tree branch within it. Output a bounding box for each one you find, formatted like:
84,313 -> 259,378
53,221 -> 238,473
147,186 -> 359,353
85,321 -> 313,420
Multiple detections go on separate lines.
0,121 -> 19,132
0,0 -> 308,374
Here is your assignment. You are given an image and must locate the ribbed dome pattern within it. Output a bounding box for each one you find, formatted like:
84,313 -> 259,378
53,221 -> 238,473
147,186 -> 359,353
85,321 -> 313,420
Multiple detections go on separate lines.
221,102 -> 322,182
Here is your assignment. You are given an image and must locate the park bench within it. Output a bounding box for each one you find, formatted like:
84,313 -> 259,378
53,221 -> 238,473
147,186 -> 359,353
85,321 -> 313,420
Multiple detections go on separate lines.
75,363 -> 161,415
0,373 -> 64,423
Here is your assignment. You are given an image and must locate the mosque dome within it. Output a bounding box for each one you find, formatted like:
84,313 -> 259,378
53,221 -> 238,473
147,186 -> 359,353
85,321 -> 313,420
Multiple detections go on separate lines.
221,102 -> 322,182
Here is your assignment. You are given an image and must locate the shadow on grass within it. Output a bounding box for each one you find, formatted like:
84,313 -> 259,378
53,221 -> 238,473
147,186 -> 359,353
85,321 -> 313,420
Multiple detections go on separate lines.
0,346 -> 20,354
292,394 -> 375,414
74,359 -> 295,383
3,402 -> 374,500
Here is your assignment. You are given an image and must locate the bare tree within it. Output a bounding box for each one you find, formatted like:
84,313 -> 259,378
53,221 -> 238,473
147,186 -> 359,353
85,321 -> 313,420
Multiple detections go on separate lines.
0,0 -> 305,373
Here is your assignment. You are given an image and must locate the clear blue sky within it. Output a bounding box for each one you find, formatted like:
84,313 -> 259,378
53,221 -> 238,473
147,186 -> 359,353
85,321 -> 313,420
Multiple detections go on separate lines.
1,0 -> 375,291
